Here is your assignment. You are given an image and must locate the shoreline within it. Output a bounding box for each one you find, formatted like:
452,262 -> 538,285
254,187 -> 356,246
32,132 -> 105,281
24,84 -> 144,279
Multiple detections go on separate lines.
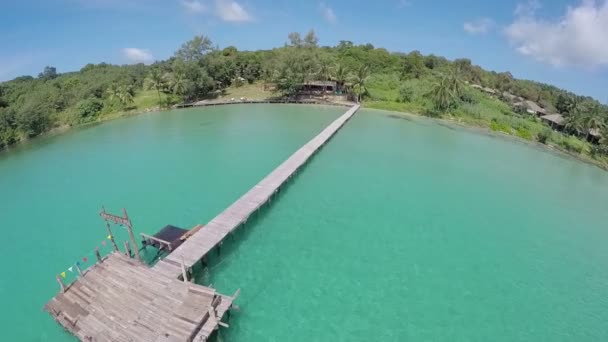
1,99 -> 606,172
369,107 -> 608,172
0,100 -> 353,156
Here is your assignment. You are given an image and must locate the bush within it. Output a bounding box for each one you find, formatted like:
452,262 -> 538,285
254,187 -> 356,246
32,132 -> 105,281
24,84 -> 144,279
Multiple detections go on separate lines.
76,98 -> 103,118
536,129 -> 552,144
559,136 -> 585,153
516,127 -> 533,140
490,119 -> 511,134
459,91 -> 477,105
591,145 -> 608,157
397,84 -> 414,102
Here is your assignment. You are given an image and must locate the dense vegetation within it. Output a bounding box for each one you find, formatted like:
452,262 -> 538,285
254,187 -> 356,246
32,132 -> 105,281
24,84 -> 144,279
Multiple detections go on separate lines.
1,31 -> 607,166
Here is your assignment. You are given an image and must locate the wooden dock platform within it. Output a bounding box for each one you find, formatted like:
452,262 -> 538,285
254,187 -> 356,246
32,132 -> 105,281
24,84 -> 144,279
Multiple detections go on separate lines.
155,104 -> 360,277
45,253 -> 236,342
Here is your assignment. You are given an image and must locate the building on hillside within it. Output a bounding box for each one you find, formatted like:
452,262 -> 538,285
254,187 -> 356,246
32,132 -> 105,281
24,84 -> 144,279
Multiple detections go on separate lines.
470,84 -> 497,96
541,113 -> 565,130
514,100 -> 546,116
482,87 -> 497,95
502,91 -> 524,103
300,81 -> 339,94
589,128 -> 602,144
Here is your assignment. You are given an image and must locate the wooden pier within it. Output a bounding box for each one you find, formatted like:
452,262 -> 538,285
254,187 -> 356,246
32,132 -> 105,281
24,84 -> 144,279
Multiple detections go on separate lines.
154,104 -> 360,277
45,253 -> 238,342
44,104 -> 359,341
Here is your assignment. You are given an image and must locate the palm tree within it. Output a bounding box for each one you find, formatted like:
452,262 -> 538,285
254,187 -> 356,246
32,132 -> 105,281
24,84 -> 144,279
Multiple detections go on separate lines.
445,69 -> 463,99
351,65 -> 370,102
117,85 -> 134,106
318,61 -> 331,94
427,77 -> 455,111
106,84 -> 120,103
580,106 -> 607,140
107,84 -> 134,107
170,71 -> 188,104
334,64 -> 348,93
146,68 -> 167,107
564,114 -> 584,136
262,67 -> 274,91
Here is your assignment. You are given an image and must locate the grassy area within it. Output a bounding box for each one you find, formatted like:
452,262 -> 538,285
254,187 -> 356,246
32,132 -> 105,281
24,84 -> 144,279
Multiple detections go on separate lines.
213,82 -> 275,101
132,89 -> 165,109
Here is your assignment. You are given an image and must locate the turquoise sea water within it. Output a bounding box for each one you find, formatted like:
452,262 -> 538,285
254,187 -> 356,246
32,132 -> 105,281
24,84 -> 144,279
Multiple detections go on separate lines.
1,105 -> 607,341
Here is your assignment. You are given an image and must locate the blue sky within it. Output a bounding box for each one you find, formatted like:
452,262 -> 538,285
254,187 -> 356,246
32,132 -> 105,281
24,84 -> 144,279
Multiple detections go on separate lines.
1,0 -> 608,102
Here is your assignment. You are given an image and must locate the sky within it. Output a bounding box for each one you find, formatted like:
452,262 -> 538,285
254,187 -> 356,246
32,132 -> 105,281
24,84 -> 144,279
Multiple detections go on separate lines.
1,0 -> 608,102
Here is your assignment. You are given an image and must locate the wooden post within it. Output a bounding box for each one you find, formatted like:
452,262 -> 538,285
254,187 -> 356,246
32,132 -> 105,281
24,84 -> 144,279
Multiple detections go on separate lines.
181,257 -> 188,283
123,241 -> 132,258
102,210 -> 119,252
122,208 -> 142,262
56,275 -> 66,293
95,248 -> 102,263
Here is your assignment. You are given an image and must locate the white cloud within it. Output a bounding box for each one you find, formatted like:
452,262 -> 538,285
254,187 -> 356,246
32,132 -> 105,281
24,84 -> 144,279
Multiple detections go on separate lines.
515,0 -> 541,17
181,0 -> 206,13
122,48 -> 154,64
463,18 -> 494,34
214,0 -> 252,22
320,3 -> 336,23
505,0 -> 608,68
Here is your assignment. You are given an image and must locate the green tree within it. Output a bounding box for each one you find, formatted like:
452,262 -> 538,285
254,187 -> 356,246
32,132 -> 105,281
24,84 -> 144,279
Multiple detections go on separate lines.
446,70 -> 464,99
427,76 -> 458,112
351,65 -> 370,102
38,66 -> 58,80
398,84 -> 414,102
146,68 -> 167,107
76,98 -> 103,118
303,29 -> 318,48
170,70 -> 188,103
580,106 -> 606,140
175,35 -> 213,61
117,85 -> 134,106
334,64 -> 348,93
401,51 -> 426,79
555,94 -> 574,114
317,59 -> 332,93
288,32 -> 302,47
564,114 -> 584,136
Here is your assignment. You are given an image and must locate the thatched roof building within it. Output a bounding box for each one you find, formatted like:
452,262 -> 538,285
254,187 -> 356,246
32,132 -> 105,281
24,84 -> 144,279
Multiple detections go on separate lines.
540,113 -> 565,128
515,100 -> 546,116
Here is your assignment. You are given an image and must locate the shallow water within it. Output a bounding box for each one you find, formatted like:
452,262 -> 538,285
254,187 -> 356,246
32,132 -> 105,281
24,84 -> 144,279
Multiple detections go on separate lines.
1,105 -> 607,341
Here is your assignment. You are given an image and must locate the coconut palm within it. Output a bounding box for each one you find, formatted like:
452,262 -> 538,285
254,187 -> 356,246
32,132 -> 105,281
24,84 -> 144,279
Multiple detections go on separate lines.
117,85 -> 134,106
427,77 -> 455,111
564,114 -> 584,136
445,69 -> 463,99
334,64 -> 348,93
146,68 -> 167,107
107,84 -> 134,107
351,65 -> 370,102
170,71 -> 188,104
106,84 -> 120,103
580,106 -> 607,140
317,61 -> 332,94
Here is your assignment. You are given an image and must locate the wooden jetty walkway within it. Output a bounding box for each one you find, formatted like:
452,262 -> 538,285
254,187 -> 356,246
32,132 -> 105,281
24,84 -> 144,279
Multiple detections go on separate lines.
45,104 -> 360,341
154,104 -> 360,277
